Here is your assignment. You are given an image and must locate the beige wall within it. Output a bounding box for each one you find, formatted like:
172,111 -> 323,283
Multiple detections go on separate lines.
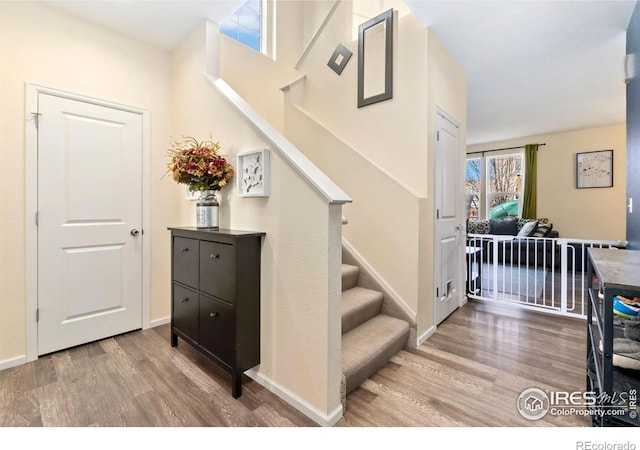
0,1 -> 173,362
468,123 -> 626,241
298,0 -> 430,196
173,23 -> 342,420
220,1 -> 303,133
289,1 -> 467,337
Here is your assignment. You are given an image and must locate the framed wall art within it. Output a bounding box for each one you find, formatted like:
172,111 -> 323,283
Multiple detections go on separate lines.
237,149 -> 270,197
357,8 -> 394,108
576,149 -> 613,189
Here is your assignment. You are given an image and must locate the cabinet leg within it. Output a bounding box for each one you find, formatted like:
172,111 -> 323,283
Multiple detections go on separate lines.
232,372 -> 242,398
171,332 -> 178,347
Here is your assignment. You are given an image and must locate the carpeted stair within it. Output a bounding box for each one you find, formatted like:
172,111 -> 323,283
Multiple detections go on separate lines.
341,263 -> 411,394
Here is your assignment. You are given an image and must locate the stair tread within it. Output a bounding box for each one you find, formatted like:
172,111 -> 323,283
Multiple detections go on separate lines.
342,315 -> 410,389
341,264 -> 360,292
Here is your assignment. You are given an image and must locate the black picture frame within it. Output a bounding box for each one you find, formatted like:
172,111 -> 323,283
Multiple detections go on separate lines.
357,9 -> 393,108
576,149 -> 613,189
327,44 -> 352,76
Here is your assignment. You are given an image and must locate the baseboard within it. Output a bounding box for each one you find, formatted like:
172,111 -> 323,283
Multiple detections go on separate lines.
417,325 -> 437,346
149,316 -> 170,328
342,238 -> 417,321
0,355 -> 27,371
245,368 -> 343,427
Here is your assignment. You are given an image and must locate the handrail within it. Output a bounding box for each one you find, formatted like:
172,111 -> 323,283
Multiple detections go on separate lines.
204,73 -> 352,205
295,0 -> 342,70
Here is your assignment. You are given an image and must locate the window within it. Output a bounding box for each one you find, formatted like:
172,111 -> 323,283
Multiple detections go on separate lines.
466,152 -> 524,220
220,0 -> 263,52
465,158 -> 481,219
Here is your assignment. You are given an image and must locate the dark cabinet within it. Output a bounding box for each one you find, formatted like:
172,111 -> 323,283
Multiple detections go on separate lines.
169,227 -> 265,398
586,248 -> 640,427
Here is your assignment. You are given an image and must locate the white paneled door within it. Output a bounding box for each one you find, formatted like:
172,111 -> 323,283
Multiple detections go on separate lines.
37,93 -> 143,355
434,109 -> 463,326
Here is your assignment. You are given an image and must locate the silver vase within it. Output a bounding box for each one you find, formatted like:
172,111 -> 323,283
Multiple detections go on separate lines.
196,190 -> 219,229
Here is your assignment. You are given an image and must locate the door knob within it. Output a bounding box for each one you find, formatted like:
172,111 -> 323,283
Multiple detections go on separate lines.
130,229 -> 140,236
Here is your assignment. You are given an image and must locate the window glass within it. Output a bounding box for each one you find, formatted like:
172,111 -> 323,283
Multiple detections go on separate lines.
466,152 -> 524,220
465,158 -> 481,219
486,154 -> 522,219
221,0 -> 262,52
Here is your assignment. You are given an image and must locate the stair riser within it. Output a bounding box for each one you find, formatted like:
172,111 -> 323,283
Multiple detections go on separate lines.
342,299 -> 382,335
342,267 -> 359,292
345,328 -> 410,394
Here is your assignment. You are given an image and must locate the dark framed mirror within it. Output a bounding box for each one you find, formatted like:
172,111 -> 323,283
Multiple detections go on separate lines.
357,8 -> 393,108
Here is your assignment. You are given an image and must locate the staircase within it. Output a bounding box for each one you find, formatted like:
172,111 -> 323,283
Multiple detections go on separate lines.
341,263 -> 411,394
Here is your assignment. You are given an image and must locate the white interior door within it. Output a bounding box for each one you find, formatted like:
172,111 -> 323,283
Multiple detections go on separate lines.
37,93 -> 143,355
434,109 -> 463,325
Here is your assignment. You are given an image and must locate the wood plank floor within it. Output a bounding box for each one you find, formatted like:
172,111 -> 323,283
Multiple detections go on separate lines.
337,299 -> 589,426
0,300 -> 588,427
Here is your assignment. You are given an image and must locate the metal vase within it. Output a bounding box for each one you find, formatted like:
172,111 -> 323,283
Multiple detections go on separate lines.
196,190 -> 219,229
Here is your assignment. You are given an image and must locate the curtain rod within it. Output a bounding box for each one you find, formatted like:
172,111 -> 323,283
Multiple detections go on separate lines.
467,143 -> 546,156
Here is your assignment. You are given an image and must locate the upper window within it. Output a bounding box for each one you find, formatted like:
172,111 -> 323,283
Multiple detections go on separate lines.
220,0 -> 263,52
465,158 -> 481,219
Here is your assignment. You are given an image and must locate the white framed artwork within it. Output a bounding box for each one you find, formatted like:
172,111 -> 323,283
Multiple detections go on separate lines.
237,149 -> 270,197
185,186 -> 199,201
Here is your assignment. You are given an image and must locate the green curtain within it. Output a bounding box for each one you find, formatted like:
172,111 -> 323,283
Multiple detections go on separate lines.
522,144 -> 538,219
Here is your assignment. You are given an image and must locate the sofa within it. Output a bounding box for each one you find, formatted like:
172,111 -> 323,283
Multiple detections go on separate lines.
467,218 -> 559,269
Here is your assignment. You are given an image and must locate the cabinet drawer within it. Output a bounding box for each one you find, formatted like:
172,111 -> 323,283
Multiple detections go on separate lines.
173,237 -> 198,288
199,296 -> 235,365
172,284 -> 198,343
199,241 -> 236,302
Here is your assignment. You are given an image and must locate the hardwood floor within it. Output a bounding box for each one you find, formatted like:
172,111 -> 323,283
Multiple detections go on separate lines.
337,299 -> 589,427
0,300 -> 588,427
0,325 -> 315,427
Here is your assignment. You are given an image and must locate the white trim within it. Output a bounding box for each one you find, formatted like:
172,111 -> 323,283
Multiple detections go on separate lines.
417,325 -> 437,346
245,368 -> 343,427
25,83 -> 151,358
295,0 -> 342,70
0,355 -> 27,371
25,85 -> 38,363
205,74 -> 351,205
149,316 -> 171,328
342,238 -> 417,319
279,75 -> 307,92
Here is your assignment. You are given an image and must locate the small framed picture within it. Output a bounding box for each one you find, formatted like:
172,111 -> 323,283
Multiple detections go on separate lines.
185,186 -> 199,201
576,149 -> 613,189
237,149 -> 270,197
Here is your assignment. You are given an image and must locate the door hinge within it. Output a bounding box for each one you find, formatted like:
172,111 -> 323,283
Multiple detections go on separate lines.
436,287 -> 439,297
31,112 -> 42,129
437,131 -> 440,141
36,308 -> 39,322
437,209 -> 440,219
35,211 -> 38,226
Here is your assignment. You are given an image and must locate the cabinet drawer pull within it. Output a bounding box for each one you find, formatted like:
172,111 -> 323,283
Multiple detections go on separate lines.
210,254 -> 220,260
180,297 -> 189,303
210,312 -> 219,319
181,247 -> 190,252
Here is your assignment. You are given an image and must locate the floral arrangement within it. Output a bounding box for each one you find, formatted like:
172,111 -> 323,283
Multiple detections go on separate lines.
167,136 -> 234,192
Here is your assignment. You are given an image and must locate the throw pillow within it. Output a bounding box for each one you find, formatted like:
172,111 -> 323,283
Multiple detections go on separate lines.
531,222 -> 553,237
468,219 -> 490,234
516,220 -> 538,237
490,218 -> 518,235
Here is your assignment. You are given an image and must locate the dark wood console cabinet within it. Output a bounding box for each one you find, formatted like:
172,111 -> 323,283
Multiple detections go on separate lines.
168,227 -> 265,398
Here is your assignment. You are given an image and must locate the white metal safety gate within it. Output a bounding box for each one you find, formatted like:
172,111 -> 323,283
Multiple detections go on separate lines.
466,235 -> 626,318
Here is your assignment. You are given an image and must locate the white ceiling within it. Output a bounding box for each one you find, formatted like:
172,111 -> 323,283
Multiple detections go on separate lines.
406,0 -> 636,144
43,0 -> 638,145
